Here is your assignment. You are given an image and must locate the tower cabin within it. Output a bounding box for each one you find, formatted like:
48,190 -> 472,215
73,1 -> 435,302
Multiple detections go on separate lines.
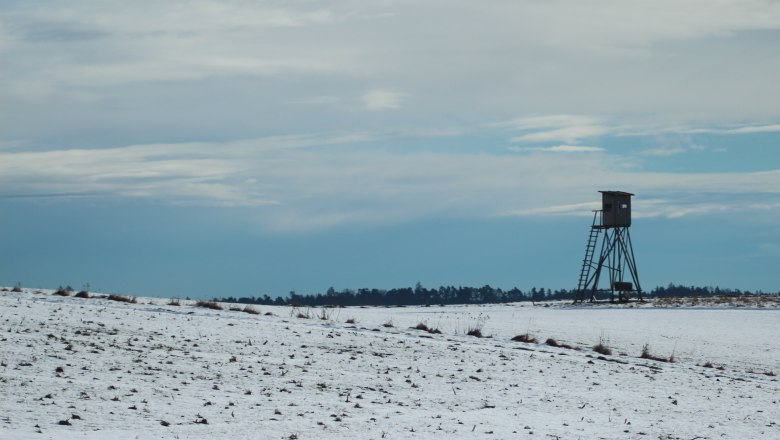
600,191 -> 633,228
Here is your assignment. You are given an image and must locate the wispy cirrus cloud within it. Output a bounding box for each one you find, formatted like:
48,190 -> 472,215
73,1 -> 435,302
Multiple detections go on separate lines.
509,145 -> 605,153
2,133 -> 779,231
361,89 -> 404,110
503,115 -> 609,144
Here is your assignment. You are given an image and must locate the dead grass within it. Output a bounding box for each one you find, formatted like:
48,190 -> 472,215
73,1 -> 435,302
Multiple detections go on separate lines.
195,300 -> 223,310
74,290 -> 90,298
544,338 -> 577,349
466,327 -> 483,338
107,294 -> 138,303
511,333 -> 538,343
640,344 -> 674,363
167,298 -> 181,306
412,322 -> 442,335
295,308 -> 312,319
241,305 -> 260,315
593,343 -> 612,356
345,317 -> 357,324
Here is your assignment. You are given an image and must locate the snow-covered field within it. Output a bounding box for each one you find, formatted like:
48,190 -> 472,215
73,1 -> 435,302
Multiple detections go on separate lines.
2,289 -> 778,439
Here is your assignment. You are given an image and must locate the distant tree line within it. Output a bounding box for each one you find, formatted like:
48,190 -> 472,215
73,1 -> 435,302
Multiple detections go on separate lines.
215,283 -> 776,307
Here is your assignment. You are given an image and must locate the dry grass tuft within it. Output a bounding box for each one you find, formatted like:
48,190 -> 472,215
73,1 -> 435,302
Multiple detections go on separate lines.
640,344 -> 674,362
108,294 -> 138,304
466,327 -> 483,338
512,333 -> 538,343
593,343 -> 612,356
167,298 -> 181,306
195,300 -> 223,310
74,290 -> 90,298
241,305 -> 260,315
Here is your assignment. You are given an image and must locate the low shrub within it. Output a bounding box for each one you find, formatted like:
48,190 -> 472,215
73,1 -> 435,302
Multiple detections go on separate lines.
640,344 -> 674,363
242,305 -> 260,315
466,327 -> 483,338
382,320 -> 394,328
108,294 -> 138,304
54,289 -> 70,297
545,338 -> 575,349
195,300 -> 223,310
511,333 -> 538,343
318,308 -> 332,320
75,291 -> 90,299
345,318 -> 357,324
414,322 -> 429,331
167,298 -> 181,306
593,343 -> 612,356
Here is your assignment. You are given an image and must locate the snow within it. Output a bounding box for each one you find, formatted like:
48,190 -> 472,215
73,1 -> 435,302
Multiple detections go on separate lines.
1,289 -> 778,439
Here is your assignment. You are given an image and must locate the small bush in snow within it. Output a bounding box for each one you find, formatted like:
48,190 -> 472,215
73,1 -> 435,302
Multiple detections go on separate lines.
512,333 -> 537,343
640,344 -> 674,363
545,338 -> 576,349
466,327 -> 483,338
242,305 -> 260,315
108,294 -> 138,304
414,322 -> 429,331
295,307 -> 312,319
195,300 -> 222,310
345,317 -> 357,324
593,343 -> 612,356
167,298 -> 181,306
75,291 -> 90,299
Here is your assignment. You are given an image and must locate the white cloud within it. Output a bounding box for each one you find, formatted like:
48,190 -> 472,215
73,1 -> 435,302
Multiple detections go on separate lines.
724,124 -> 780,134
505,115 -> 609,144
641,147 -> 687,156
2,135 -> 780,231
509,145 -> 605,153
361,89 -> 403,110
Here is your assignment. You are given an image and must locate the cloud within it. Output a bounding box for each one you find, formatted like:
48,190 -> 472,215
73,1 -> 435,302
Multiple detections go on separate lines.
2,134 -> 780,231
504,115 -> 609,144
641,147 -> 687,156
361,89 -> 403,110
723,124 -> 780,134
509,145 -> 605,153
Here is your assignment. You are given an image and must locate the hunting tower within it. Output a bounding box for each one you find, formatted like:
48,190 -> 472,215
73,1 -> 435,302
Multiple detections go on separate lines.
575,191 -> 642,302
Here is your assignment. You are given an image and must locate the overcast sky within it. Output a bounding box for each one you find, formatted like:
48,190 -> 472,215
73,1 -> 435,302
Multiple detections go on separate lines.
2,0 -> 779,298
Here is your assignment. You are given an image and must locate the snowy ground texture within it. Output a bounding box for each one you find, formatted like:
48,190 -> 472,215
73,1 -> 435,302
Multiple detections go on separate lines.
2,289 -> 779,440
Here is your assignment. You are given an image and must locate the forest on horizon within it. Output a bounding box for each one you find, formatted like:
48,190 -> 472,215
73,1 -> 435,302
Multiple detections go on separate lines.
214,283 -> 778,307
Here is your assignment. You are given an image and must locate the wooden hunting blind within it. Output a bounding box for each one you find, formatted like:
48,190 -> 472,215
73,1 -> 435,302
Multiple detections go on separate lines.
601,191 -> 632,227
575,191 -> 642,303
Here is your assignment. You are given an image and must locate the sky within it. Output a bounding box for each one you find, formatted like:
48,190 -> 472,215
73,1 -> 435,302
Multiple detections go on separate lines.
1,0 -> 779,299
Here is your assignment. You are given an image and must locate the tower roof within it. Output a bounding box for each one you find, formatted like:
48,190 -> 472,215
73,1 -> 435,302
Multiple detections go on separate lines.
599,190 -> 634,196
